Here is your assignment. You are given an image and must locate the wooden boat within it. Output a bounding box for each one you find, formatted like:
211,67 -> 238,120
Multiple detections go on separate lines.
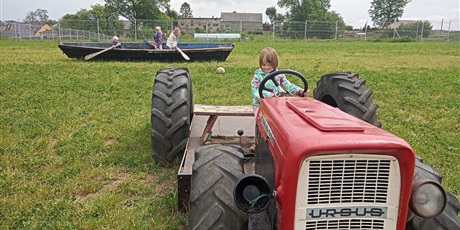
58,42 -> 234,61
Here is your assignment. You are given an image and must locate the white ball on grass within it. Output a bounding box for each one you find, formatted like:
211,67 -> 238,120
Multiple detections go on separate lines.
216,67 -> 225,74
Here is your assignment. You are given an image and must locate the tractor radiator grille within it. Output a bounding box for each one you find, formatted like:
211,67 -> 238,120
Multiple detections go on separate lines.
305,219 -> 384,230
307,158 -> 391,204
295,154 -> 400,230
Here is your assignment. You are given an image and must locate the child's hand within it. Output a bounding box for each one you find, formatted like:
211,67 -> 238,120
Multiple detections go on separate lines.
299,89 -> 310,97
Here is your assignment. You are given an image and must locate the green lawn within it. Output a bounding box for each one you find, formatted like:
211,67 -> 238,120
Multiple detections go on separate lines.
0,39 -> 459,229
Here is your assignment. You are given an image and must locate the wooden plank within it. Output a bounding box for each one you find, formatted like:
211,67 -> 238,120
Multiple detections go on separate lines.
194,104 -> 254,116
200,115 -> 218,145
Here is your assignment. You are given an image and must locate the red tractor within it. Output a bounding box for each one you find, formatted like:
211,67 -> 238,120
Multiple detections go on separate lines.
150,68 -> 460,229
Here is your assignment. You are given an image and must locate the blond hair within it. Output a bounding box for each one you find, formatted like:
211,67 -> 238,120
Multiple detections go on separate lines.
259,47 -> 279,69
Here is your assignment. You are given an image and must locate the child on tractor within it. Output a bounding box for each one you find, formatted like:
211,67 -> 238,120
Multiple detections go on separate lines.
249,47 -> 310,152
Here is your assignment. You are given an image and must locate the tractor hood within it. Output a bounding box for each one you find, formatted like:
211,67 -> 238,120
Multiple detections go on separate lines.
256,97 -> 410,149
286,99 -> 366,132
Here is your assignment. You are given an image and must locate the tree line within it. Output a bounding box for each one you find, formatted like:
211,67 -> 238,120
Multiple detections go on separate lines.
266,0 -> 412,29
21,0 -> 413,36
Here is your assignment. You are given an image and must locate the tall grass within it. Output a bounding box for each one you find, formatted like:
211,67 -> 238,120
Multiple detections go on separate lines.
0,39 -> 459,228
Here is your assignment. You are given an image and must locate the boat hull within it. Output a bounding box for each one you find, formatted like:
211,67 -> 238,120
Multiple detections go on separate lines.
58,42 -> 234,62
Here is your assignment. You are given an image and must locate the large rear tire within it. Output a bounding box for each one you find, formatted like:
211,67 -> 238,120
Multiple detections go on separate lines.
151,68 -> 193,167
189,144 -> 248,229
313,72 -> 382,127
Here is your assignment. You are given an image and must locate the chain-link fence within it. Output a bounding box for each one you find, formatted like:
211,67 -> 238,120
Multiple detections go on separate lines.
271,19 -> 460,42
1,18 -> 459,42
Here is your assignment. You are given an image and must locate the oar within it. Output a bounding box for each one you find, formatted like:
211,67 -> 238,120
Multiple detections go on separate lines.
84,44 -> 119,61
176,47 -> 190,61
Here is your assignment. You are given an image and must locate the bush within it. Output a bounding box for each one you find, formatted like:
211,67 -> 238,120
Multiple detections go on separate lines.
391,36 -> 416,42
194,27 -> 205,33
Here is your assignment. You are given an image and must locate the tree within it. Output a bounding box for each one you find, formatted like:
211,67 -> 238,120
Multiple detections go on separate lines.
47,19 -> 58,25
35,9 -> 49,22
396,20 -> 432,38
165,8 -> 179,19
179,2 -> 193,18
24,9 -> 49,23
24,11 -> 38,23
324,11 -> 350,29
277,0 -> 349,39
277,0 -> 331,21
368,0 -> 411,28
265,7 -> 277,24
60,4 -> 124,36
104,0 -> 169,24
266,7 -> 286,25
194,26 -> 205,33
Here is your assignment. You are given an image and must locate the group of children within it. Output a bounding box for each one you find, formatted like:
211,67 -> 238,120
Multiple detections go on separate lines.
112,26 -> 181,50
146,26 -> 181,50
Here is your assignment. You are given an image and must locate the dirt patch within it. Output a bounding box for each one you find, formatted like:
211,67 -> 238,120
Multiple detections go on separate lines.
104,138 -> 119,146
75,173 -> 129,202
141,168 -> 177,197
154,174 -> 177,197
142,174 -> 158,184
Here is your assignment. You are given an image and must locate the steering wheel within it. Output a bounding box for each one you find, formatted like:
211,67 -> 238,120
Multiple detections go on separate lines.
258,69 -> 309,98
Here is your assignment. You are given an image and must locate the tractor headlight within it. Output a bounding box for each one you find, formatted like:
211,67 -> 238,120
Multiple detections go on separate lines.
409,180 -> 446,218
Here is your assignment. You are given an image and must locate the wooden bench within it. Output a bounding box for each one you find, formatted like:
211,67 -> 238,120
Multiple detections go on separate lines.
193,105 -> 254,144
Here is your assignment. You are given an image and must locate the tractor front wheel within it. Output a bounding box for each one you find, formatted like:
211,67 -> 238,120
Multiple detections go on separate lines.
406,157 -> 460,230
313,72 -> 382,127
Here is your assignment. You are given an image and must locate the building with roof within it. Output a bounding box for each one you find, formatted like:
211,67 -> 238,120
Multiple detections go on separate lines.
177,17 -> 221,34
0,21 -> 52,38
177,11 -> 263,34
221,12 -> 262,33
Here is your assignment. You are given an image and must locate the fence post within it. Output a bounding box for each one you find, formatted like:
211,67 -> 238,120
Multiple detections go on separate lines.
304,20 -> 307,41
393,23 -> 396,39
440,19 -> 444,32
305,20 -> 308,40
58,20 -> 62,42
335,20 -> 338,41
135,19 -> 137,41
420,20 -> 424,42
272,23 -> 275,42
18,20 -> 21,41
447,20 -> 451,41
14,21 -> 17,39
97,18 -> 100,41
364,21 -> 368,41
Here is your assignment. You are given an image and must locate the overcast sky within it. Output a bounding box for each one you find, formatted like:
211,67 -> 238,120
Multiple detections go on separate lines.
1,0 -> 459,29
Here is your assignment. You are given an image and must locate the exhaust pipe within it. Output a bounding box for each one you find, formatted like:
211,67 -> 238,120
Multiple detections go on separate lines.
234,174 -> 272,213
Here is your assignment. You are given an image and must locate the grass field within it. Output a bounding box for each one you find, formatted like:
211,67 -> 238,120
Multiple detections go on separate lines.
0,39 -> 459,229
